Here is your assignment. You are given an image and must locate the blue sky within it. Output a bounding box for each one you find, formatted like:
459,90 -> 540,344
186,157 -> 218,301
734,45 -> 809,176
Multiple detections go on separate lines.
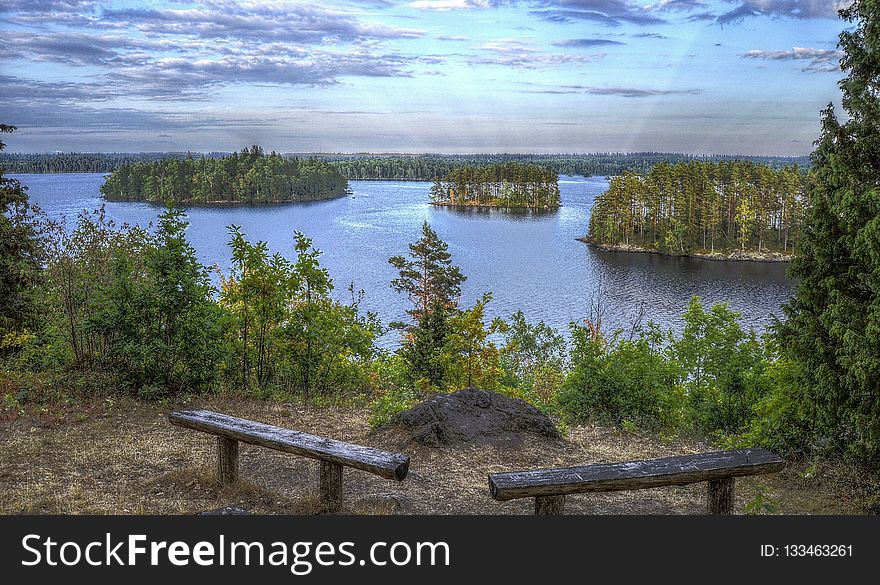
1,0 -> 852,154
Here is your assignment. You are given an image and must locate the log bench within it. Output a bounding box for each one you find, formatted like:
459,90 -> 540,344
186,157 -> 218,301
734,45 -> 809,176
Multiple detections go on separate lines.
168,409 -> 410,513
488,448 -> 785,515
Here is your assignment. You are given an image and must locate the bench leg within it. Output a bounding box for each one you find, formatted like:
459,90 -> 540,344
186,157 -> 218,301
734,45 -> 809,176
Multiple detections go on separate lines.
320,461 -> 343,514
707,478 -> 735,514
216,437 -> 239,485
535,495 -> 565,515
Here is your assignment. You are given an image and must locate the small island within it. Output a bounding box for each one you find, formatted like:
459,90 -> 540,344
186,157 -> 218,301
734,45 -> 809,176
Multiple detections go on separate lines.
583,160 -> 807,261
430,162 -> 560,209
100,146 -> 348,205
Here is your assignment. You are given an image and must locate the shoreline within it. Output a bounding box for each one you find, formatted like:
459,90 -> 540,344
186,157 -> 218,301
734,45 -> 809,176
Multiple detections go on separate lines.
578,238 -> 793,263
102,190 -> 348,208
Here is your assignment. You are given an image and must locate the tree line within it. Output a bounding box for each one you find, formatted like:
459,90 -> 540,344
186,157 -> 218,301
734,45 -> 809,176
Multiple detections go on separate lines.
429,162 -> 560,208
0,152 -> 225,173
2,151 -> 810,179
100,146 -> 348,204
587,160 -> 807,256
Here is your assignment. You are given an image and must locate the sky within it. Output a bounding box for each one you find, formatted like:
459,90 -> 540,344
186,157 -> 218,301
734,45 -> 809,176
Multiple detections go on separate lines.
0,0 -> 854,155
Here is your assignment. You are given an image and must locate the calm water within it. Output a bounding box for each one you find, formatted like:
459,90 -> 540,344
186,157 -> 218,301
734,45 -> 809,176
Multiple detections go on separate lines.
14,173 -> 793,345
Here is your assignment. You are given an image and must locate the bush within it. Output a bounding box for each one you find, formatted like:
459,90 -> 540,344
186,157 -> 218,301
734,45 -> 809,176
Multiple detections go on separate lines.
739,355 -> 816,457
499,310 -> 567,410
369,386 -> 418,430
557,323 -> 681,430
91,208 -> 228,396
220,228 -> 379,398
671,298 -> 770,437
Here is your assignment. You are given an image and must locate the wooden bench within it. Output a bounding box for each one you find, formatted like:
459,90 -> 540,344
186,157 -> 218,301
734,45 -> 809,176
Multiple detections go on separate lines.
168,409 -> 410,513
488,448 -> 785,515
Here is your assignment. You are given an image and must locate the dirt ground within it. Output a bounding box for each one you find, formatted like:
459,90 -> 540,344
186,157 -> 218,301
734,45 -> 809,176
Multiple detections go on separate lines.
0,396 -> 872,515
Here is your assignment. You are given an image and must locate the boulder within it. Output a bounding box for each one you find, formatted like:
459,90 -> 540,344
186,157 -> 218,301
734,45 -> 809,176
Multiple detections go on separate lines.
383,386 -> 560,448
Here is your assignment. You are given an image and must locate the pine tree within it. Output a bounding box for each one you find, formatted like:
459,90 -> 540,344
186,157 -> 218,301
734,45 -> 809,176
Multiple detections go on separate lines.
778,0 -> 880,461
389,221 -> 466,321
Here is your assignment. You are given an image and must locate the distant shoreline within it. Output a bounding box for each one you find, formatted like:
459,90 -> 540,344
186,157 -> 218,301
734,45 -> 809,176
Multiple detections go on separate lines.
102,191 -> 347,207
578,238 -> 793,263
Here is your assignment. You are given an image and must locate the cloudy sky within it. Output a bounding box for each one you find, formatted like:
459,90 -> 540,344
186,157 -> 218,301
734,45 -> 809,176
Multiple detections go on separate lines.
1,0 -> 852,154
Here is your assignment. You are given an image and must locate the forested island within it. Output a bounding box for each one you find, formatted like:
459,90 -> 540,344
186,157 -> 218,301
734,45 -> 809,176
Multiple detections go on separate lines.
2,151 -> 810,179
429,162 -> 560,208
100,146 -> 348,205
584,160 -> 807,260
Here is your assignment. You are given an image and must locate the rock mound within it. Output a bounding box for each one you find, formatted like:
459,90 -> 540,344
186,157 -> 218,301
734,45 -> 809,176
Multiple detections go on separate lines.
381,387 -> 560,448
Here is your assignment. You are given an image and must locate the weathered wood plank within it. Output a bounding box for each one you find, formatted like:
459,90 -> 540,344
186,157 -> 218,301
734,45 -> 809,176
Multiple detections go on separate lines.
216,436 -> 239,485
320,460 -> 343,513
707,477 -> 735,514
169,409 -> 409,481
535,495 -> 565,515
489,448 -> 785,501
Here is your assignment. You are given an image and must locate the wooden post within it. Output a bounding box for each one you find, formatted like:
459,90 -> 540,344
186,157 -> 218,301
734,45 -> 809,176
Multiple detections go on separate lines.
707,478 -> 735,514
320,460 -> 343,513
535,495 -> 565,515
216,436 -> 239,485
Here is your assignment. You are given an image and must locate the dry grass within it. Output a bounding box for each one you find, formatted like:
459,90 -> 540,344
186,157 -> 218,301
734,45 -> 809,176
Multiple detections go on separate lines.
0,396 -> 870,515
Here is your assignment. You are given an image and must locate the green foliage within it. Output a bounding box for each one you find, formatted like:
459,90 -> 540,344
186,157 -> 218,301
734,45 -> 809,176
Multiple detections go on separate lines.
43,207 -> 150,367
0,124 -> 45,339
739,354 -> 815,456
367,354 -> 418,429
101,146 -> 348,204
4,151 -> 810,178
430,162 -> 560,208
558,297 -> 771,438
390,224 -> 508,394
558,322 -> 681,430
220,228 -> 379,398
744,488 -> 779,515
588,160 -> 807,256
399,299 -> 451,389
40,207 -> 226,396
391,222 -> 465,390
499,310 -> 567,409
671,298 -> 768,437
369,386 -> 418,430
389,221 -> 466,322
775,0 -> 880,464
89,208 -> 227,396
443,293 -> 504,391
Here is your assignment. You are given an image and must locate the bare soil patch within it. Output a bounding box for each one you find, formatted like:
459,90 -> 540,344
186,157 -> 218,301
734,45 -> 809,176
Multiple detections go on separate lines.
0,395 -> 870,515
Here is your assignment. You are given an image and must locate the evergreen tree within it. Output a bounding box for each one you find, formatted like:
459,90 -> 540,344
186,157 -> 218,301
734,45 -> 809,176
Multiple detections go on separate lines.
0,124 -> 44,337
778,0 -> 880,461
400,299 -> 450,388
389,221 -> 465,321
390,222 -> 471,389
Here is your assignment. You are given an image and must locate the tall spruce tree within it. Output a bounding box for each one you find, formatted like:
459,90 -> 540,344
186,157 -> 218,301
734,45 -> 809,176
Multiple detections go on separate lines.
779,0 -> 880,461
0,124 -> 43,336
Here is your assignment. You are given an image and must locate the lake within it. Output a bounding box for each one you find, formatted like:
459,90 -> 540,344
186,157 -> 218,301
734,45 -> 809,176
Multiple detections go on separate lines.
14,172 -> 794,345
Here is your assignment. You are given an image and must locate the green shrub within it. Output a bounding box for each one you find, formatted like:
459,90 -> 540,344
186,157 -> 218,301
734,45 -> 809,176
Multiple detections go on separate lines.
369,387 -> 417,429
557,323 -> 681,430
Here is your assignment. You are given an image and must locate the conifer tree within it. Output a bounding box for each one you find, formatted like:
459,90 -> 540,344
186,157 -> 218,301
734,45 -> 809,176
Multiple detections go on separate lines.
389,221 -> 466,321
779,0 -> 880,461
0,124 -> 44,336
